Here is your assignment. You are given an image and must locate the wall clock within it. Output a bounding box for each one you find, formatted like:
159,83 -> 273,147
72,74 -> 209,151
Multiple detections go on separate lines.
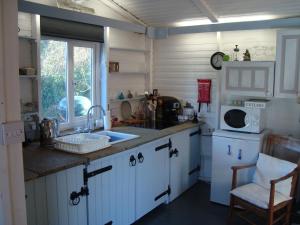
210,52 -> 225,70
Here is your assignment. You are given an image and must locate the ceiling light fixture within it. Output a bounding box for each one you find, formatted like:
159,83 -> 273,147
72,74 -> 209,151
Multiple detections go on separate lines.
174,14 -> 277,27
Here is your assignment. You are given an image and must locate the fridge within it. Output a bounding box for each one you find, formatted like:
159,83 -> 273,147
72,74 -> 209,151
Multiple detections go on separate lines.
210,130 -> 266,205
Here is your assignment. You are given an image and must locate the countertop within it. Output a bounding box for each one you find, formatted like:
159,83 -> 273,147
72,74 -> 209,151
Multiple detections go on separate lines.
23,122 -> 203,182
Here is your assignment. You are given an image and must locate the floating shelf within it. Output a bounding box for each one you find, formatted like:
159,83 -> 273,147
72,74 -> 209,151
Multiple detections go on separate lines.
110,96 -> 145,103
19,75 -> 38,79
110,47 -> 149,53
18,36 -> 36,41
109,72 -> 148,75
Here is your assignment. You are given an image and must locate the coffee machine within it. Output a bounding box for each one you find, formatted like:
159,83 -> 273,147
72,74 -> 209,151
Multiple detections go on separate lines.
156,96 -> 182,123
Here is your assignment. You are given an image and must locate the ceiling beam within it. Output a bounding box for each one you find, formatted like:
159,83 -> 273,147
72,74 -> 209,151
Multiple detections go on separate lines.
98,0 -> 148,27
167,16 -> 300,36
191,0 -> 218,23
18,0 -> 146,34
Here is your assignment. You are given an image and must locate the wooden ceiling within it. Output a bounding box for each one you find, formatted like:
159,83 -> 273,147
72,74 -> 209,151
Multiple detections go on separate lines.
108,0 -> 300,26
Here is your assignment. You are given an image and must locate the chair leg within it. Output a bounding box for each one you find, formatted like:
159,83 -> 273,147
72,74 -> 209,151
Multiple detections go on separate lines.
267,209 -> 274,225
227,195 -> 235,225
285,203 -> 293,225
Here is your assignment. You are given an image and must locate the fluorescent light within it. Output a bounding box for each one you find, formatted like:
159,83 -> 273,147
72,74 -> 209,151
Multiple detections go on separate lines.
173,14 -> 277,27
219,14 -> 277,23
174,18 -> 212,27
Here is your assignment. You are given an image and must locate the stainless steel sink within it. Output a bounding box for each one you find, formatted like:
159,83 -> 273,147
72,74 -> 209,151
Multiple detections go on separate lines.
94,131 -> 139,144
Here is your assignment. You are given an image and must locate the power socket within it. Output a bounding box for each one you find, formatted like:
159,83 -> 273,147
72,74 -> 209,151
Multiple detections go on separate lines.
0,121 -> 25,145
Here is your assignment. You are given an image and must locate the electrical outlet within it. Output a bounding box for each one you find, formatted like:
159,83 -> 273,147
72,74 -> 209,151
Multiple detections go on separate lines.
0,121 -> 25,145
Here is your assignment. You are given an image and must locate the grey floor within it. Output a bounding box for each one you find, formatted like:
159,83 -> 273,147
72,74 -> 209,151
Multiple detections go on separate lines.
134,181 -> 250,225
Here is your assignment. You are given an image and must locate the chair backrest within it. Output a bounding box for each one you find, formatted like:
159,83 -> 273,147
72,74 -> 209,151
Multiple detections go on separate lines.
252,153 -> 297,196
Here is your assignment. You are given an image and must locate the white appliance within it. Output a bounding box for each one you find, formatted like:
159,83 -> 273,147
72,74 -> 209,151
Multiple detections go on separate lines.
210,130 -> 266,205
220,105 -> 266,133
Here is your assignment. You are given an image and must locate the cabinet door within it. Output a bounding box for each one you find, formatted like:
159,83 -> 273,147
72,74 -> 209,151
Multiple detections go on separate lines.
169,130 -> 190,202
88,149 -> 136,225
135,138 -> 170,220
211,136 -> 260,205
188,127 -> 201,188
275,30 -> 300,98
223,61 -> 274,97
211,136 -> 236,205
25,165 -> 87,225
233,139 -> 259,187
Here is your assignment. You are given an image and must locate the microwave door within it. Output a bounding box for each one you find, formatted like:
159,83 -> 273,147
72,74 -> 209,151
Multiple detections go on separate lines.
224,109 -> 248,129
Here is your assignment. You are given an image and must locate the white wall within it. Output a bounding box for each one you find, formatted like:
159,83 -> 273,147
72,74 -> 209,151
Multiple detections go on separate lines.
108,28 -> 149,120
153,32 -> 219,129
219,29 -> 300,137
153,29 -> 300,137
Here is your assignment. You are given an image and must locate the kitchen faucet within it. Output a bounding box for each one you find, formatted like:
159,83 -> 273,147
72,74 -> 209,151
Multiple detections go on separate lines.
86,105 -> 106,132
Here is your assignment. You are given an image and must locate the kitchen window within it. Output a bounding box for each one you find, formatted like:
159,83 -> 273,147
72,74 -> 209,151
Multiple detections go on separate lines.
40,38 -> 100,129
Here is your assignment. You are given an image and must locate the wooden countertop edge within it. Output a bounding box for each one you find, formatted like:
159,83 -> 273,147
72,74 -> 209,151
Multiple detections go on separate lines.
24,122 -> 204,182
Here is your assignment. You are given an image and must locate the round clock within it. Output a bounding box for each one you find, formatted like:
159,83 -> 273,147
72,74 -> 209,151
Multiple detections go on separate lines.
210,52 -> 225,70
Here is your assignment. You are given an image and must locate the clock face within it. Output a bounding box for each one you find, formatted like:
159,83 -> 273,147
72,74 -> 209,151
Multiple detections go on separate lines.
210,52 -> 225,70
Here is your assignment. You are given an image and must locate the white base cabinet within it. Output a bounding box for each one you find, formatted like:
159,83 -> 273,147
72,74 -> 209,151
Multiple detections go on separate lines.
169,127 -> 201,202
169,130 -> 190,202
25,165 -> 87,225
135,137 -> 170,220
25,127 -> 202,225
88,149 -> 136,225
188,127 -> 201,187
210,130 -> 265,206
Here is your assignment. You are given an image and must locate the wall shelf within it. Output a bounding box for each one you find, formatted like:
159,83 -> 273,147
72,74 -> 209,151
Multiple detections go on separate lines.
110,96 -> 145,103
19,36 -> 36,41
110,72 -> 148,75
110,47 -> 149,53
19,75 -> 38,79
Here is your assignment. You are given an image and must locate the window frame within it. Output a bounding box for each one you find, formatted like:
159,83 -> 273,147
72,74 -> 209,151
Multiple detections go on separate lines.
40,36 -> 101,130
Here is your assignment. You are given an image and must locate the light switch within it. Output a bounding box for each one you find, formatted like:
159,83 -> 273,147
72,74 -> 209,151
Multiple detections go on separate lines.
0,121 -> 25,145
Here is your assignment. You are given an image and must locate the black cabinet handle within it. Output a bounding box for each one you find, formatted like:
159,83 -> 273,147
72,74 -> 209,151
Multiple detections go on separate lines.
129,155 -> 136,167
169,148 -> 179,158
173,148 -> 179,157
137,152 -> 144,163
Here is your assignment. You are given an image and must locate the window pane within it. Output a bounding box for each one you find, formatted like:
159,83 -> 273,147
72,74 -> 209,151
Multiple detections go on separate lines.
40,40 -> 68,122
73,46 -> 93,117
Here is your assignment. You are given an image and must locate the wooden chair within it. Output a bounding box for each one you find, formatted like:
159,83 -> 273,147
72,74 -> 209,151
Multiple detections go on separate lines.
228,153 -> 298,225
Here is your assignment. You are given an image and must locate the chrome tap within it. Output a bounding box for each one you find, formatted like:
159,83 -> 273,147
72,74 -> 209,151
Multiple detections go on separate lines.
86,105 -> 106,132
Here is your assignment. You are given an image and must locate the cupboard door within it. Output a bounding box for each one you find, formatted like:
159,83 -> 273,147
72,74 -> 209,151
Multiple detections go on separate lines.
188,127 -> 201,188
233,139 -> 259,187
222,61 -> 274,97
169,130 -> 190,202
109,150 -> 136,225
25,165 -> 87,225
135,138 -> 170,220
275,30 -> 300,98
211,136 -> 236,205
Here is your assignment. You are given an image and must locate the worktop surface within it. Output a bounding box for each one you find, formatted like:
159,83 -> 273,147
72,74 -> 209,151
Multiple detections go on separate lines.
23,122 -> 203,182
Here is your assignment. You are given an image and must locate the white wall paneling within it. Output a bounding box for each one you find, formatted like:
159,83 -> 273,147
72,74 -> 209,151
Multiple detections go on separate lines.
108,28 -> 149,120
153,32 -> 219,129
0,1 -> 27,225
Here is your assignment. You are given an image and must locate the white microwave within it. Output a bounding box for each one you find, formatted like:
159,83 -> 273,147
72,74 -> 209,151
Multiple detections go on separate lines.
220,105 -> 266,133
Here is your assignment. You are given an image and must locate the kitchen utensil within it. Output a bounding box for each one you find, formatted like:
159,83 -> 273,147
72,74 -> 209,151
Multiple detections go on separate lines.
55,133 -> 111,154
40,118 -> 60,146
19,67 -> 36,75
121,101 -> 132,120
104,110 -> 112,130
109,62 -> 119,73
